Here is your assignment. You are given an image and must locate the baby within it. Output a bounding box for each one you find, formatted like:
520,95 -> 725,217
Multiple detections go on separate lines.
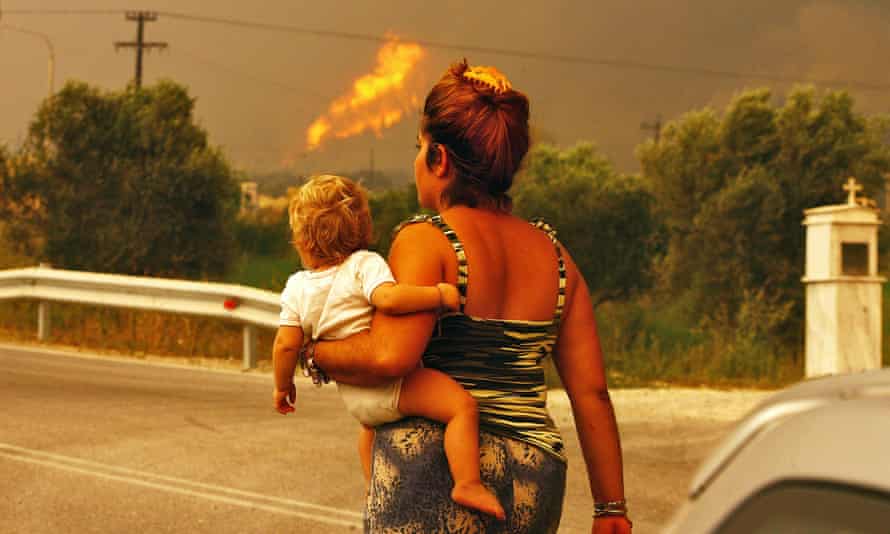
272,174 -> 505,520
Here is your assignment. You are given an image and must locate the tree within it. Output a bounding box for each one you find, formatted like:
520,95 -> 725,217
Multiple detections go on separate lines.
638,87 -> 890,339
514,142 -> 662,308
0,145 -> 7,195
0,145 -> 31,269
234,205 -> 292,257
0,80 -> 240,279
368,183 -> 421,257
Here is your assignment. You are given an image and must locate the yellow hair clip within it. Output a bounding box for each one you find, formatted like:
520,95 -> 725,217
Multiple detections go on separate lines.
462,65 -> 512,95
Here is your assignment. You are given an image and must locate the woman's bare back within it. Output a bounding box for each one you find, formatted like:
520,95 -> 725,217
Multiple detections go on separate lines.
437,206 -> 564,322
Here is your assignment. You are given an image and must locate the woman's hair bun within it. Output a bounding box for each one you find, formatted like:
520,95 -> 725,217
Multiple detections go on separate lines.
461,65 -> 513,96
423,59 -> 530,211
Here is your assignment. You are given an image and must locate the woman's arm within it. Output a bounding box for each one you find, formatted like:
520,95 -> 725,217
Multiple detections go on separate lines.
553,248 -> 631,533
313,223 -> 445,385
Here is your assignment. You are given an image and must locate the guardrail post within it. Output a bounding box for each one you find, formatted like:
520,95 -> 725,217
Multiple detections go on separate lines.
37,301 -> 50,341
37,263 -> 51,341
243,324 -> 257,370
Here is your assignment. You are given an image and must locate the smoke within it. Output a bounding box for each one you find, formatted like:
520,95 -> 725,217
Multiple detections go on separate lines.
2,0 -> 889,175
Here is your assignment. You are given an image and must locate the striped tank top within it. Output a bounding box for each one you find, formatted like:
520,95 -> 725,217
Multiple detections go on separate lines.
397,214 -> 567,463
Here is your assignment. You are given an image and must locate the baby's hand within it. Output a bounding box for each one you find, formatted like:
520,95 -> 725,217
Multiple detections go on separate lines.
437,283 -> 461,312
273,383 -> 296,415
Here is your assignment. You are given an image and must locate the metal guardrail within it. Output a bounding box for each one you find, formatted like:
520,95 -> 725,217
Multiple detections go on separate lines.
0,265 -> 281,369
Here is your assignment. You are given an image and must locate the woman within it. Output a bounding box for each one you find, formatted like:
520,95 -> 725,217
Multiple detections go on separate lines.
306,60 -> 631,533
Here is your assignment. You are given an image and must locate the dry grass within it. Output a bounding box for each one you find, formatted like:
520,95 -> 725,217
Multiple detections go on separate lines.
0,300 -> 276,367
0,297 -> 801,388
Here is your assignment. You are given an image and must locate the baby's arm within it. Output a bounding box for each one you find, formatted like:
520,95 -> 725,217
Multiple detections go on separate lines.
371,282 -> 460,315
272,325 -> 304,415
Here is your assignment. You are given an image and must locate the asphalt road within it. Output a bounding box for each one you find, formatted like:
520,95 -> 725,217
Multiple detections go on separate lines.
0,343 -> 766,534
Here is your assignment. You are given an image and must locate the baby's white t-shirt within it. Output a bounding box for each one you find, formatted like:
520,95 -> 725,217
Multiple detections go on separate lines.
279,249 -> 395,341
279,250 -> 405,426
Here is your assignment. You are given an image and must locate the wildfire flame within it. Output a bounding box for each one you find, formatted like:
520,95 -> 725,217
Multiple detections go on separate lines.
304,35 -> 425,151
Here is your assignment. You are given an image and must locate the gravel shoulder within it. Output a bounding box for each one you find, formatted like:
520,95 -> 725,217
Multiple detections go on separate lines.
548,387 -> 772,427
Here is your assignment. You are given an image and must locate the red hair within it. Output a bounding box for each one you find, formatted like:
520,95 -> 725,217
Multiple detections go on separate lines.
422,60 -> 530,211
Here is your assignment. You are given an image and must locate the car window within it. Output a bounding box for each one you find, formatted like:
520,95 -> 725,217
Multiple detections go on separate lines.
715,481 -> 890,534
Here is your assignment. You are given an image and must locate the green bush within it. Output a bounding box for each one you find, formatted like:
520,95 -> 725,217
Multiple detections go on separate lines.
226,252 -> 299,292
597,292 -> 801,388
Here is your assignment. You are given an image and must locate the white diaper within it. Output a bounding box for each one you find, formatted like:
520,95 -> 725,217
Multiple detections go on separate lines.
337,379 -> 404,427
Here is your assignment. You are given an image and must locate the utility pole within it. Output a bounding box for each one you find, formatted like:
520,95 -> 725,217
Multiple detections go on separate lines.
114,11 -> 167,89
641,114 -> 663,143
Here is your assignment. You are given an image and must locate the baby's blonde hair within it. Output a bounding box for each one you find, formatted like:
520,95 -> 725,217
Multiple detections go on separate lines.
289,174 -> 373,265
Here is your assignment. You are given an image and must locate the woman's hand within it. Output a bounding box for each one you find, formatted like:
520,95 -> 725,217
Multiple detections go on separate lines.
273,383 -> 296,415
593,516 -> 632,533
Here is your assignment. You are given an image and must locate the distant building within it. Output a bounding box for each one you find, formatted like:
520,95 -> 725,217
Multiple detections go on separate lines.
258,194 -> 290,212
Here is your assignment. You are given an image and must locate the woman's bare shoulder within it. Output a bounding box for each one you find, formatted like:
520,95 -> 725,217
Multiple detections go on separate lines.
388,218 -> 452,282
391,216 -> 449,247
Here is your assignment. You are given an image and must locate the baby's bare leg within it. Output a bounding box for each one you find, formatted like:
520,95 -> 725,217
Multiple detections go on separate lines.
358,424 -> 374,488
397,368 -> 506,520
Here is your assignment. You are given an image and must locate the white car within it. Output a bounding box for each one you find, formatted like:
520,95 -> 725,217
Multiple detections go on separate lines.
663,368 -> 890,533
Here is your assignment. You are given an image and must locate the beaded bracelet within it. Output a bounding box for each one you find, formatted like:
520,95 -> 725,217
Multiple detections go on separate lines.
593,499 -> 629,518
299,341 -> 330,387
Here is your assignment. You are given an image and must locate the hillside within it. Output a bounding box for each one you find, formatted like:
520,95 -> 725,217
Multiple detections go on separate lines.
248,168 -> 413,197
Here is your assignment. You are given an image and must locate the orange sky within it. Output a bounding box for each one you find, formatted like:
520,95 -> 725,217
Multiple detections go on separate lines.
2,0 -> 889,177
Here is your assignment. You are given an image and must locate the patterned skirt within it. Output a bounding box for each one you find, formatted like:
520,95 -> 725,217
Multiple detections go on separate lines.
365,417 -> 567,533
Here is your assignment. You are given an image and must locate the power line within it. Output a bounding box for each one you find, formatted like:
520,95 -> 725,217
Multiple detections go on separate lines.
170,48 -> 330,106
3,9 -> 121,16
158,11 -> 397,45
5,8 -> 890,93
153,11 -> 890,93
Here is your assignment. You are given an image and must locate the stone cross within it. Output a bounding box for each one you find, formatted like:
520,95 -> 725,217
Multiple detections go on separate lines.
843,177 -> 863,206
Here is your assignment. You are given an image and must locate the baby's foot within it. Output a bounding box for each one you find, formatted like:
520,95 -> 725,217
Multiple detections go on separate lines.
452,480 -> 506,520
437,283 -> 461,312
